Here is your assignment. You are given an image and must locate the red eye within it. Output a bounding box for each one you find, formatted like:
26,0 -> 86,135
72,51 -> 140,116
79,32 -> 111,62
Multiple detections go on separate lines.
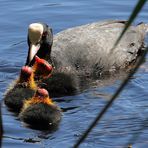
42,31 -> 47,37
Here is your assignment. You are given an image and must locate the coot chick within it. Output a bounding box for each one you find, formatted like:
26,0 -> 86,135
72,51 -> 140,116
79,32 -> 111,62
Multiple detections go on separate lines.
4,66 -> 37,112
19,88 -> 62,130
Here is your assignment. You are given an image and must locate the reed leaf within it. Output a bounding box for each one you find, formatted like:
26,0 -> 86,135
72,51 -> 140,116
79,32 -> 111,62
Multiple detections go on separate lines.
113,0 -> 147,49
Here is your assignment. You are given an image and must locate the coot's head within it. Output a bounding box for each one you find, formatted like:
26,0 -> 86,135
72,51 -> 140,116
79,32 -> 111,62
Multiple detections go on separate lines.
26,22 -> 53,66
19,66 -> 33,83
18,66 -> 37,89
34,88 -> 49,99
33,56 -> 53,79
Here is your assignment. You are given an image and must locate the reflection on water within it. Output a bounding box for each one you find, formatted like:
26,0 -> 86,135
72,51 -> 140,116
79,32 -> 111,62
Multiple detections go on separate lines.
0,0 -> 148,147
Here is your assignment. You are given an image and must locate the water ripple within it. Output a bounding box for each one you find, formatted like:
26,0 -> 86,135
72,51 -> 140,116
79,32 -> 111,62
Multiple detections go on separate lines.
1,0 -> 148,147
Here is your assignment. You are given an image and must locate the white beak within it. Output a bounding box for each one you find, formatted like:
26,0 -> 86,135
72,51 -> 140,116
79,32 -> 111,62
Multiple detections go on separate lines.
29,44 -> 40,64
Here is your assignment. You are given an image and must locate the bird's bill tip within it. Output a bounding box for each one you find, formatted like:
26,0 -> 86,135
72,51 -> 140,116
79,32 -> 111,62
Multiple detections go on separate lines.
28,44 -> 40,65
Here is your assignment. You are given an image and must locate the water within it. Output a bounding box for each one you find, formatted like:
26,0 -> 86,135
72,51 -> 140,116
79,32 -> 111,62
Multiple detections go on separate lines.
0,0 -> 148,147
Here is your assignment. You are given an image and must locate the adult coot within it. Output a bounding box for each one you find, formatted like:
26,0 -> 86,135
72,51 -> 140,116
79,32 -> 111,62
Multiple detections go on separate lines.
25,20 -> 148,96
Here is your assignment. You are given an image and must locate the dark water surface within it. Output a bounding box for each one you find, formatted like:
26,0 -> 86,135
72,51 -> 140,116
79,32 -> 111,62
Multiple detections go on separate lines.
0,0 -> 148,147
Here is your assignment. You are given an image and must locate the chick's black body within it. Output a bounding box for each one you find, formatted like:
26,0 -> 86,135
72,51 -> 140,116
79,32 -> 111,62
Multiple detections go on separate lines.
4,85 -> 35,112
19,103 -> 61,129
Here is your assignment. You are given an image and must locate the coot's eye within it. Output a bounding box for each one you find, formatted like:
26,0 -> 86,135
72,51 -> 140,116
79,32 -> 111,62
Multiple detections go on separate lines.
42,31 -> 48,37
35,41 -> 41,45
